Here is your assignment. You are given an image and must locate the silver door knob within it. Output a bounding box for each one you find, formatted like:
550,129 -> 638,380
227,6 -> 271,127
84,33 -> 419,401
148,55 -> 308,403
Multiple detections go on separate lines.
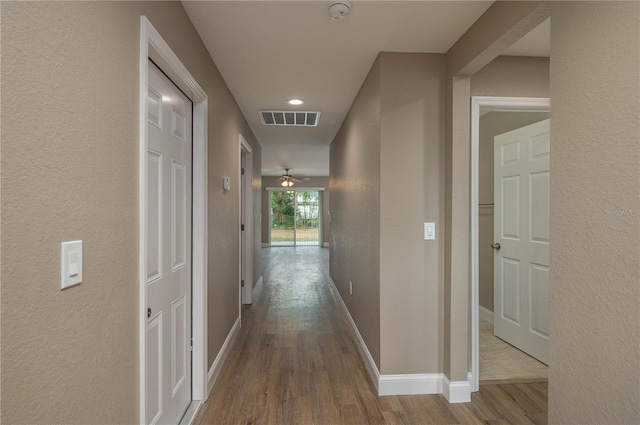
491,243 -> 501,251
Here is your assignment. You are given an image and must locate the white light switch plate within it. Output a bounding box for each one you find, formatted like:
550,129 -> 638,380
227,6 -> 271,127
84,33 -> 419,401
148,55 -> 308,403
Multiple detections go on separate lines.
424,222 -> 436,240
61,240 -> 83,289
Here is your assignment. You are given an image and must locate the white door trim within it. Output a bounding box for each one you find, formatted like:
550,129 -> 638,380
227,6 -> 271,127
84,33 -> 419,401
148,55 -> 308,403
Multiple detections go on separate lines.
139,16 -> 208,424
469,96 -> 549,392
240,134 -> 253,304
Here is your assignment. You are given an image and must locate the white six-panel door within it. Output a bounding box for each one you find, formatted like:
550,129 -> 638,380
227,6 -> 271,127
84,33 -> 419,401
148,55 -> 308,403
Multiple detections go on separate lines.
146,60 -> 193,424
494,119 -> 549,365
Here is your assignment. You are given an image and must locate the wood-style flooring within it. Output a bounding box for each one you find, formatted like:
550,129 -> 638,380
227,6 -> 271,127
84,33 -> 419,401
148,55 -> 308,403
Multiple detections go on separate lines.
196,247 -> 547,425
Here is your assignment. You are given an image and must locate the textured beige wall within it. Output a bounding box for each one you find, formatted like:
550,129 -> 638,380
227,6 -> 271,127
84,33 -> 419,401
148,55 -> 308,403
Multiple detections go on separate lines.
478,112 -> 550,311
1,2 -> 260,423
549,2 -> 640,424
330,53 -> 447,374
472,56 -> 549,98
379,53 -> 445,374
330,57 -> 382,369
260,176 -> 330,246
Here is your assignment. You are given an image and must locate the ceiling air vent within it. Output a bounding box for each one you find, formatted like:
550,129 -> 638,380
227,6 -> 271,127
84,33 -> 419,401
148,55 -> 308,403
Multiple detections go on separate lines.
259,111 -> 320,127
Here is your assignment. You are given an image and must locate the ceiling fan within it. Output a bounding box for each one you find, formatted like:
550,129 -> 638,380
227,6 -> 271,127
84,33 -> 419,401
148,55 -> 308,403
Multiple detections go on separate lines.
280,169 -> 310,187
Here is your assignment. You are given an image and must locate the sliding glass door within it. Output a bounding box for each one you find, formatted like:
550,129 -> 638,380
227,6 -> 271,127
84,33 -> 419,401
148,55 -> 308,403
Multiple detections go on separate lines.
270,190 -> 320,246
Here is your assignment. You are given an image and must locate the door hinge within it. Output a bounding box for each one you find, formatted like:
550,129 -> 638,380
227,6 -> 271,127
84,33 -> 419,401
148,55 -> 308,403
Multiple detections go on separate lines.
241,224 -> 245,231
241,167 -> 245,175
241,280 -> 245,287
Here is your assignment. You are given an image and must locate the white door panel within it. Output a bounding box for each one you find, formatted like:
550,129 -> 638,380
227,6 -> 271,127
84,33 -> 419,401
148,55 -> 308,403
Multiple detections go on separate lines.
494,119 -> 549,365
147,60 -> 192,425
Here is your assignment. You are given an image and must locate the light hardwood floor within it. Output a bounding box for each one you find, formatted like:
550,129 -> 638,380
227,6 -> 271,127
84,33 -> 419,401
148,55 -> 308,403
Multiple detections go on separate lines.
196,247 -> 547,425
480,319 -> 548,382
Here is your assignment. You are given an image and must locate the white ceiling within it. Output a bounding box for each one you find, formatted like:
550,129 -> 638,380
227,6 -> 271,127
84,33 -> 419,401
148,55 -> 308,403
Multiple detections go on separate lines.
182,1 -> 549,177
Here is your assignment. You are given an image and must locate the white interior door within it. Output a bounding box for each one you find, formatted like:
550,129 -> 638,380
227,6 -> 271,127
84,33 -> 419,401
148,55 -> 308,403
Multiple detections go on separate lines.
146,60 -> 193,424
493,119 -> 549,364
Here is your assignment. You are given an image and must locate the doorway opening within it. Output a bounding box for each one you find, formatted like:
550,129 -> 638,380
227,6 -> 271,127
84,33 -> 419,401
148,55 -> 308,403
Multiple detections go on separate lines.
470,96 -> 550,391
139,16 -> 208,424
269,190 -> 321,247
240,135 -> 254,305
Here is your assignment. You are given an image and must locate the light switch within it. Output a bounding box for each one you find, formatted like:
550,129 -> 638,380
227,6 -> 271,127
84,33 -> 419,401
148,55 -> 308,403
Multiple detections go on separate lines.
223,176 -> 231,191
424,222 -> 436,240
61,240 -> 83,289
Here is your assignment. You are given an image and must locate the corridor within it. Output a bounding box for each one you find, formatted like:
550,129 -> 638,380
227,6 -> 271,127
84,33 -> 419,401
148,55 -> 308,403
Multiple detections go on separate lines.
196,247 -> 547,425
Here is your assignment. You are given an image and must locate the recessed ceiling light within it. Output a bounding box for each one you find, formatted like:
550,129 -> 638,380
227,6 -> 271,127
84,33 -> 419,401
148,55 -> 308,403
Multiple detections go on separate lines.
287,99 -> 304,106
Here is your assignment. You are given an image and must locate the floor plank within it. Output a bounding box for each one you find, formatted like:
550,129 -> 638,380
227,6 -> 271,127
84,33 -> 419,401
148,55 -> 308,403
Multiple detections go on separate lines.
197,247 -> 548,425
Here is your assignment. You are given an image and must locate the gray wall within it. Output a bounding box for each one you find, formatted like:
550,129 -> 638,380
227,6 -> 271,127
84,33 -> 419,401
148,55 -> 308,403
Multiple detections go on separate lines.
549,2 -> 640,423
471,55 -> 550,98
478,111 -> 549,312
330,53 -> 445,374
330,57 -> 382,369
261,176 -> 330,246
1,2 -> 261,423
379,53 -> 445,374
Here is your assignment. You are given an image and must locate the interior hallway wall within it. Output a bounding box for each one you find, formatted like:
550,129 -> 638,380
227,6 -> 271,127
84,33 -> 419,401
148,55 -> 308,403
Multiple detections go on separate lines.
549,2 -> 640,423
1,2 -> 260,423
330,56 -> 382,369
471,55 -> 549,98
330,52 -> 445,375
260,176 -> 330,246
379,52 -> 445,374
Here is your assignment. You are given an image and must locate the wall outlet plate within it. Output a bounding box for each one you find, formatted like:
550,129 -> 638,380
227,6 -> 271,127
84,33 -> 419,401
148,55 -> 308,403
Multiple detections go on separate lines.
61,240 -> 83,289
424,222 -> 436,240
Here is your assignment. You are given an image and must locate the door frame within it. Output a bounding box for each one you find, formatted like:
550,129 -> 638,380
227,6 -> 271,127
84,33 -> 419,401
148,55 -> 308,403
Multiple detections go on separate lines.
469,96 -> 550,392
139,16 -> 208,424
239,135 -> 253,304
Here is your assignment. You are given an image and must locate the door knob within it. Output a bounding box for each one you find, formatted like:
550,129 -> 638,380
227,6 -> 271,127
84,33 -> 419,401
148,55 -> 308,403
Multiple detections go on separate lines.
491,243 -> 501,251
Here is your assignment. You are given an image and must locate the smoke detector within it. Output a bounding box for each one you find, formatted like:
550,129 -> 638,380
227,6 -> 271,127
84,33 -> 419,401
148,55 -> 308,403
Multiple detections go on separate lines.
328,1 -> 351,21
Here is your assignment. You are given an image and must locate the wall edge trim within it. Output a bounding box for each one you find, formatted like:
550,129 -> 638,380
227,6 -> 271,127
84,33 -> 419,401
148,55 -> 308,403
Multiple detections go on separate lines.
479,306 -> 494,324
207,316 -> 241,396
327,276 -> 380,391
378,374 -> 443,396
442,374 -> 472,403
252,276 -> 264,304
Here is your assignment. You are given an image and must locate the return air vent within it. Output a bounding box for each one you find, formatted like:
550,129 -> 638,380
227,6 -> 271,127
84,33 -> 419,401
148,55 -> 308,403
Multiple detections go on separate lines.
259,111 -> 320,127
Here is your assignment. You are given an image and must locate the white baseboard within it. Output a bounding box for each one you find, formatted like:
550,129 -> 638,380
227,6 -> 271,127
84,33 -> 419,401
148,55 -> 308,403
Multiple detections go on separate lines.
479,306 -> 494,324
207,316 -> 241,396
327,276 -> 380,391
178,401 -> 202,425
261,243 -> 269,248
327,276 -> 472,402
379,374 -> 442,396
442,374 -> 471,403
252,276 -> 264,303
322,242 -> 330,248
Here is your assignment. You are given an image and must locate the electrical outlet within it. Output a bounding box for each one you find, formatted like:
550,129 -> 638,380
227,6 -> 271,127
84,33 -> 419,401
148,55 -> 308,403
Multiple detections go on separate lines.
349,281 -> 353,295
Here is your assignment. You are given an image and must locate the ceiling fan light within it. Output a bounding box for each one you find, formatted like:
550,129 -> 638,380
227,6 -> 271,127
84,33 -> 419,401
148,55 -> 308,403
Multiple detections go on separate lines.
281,180 -> 288,187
